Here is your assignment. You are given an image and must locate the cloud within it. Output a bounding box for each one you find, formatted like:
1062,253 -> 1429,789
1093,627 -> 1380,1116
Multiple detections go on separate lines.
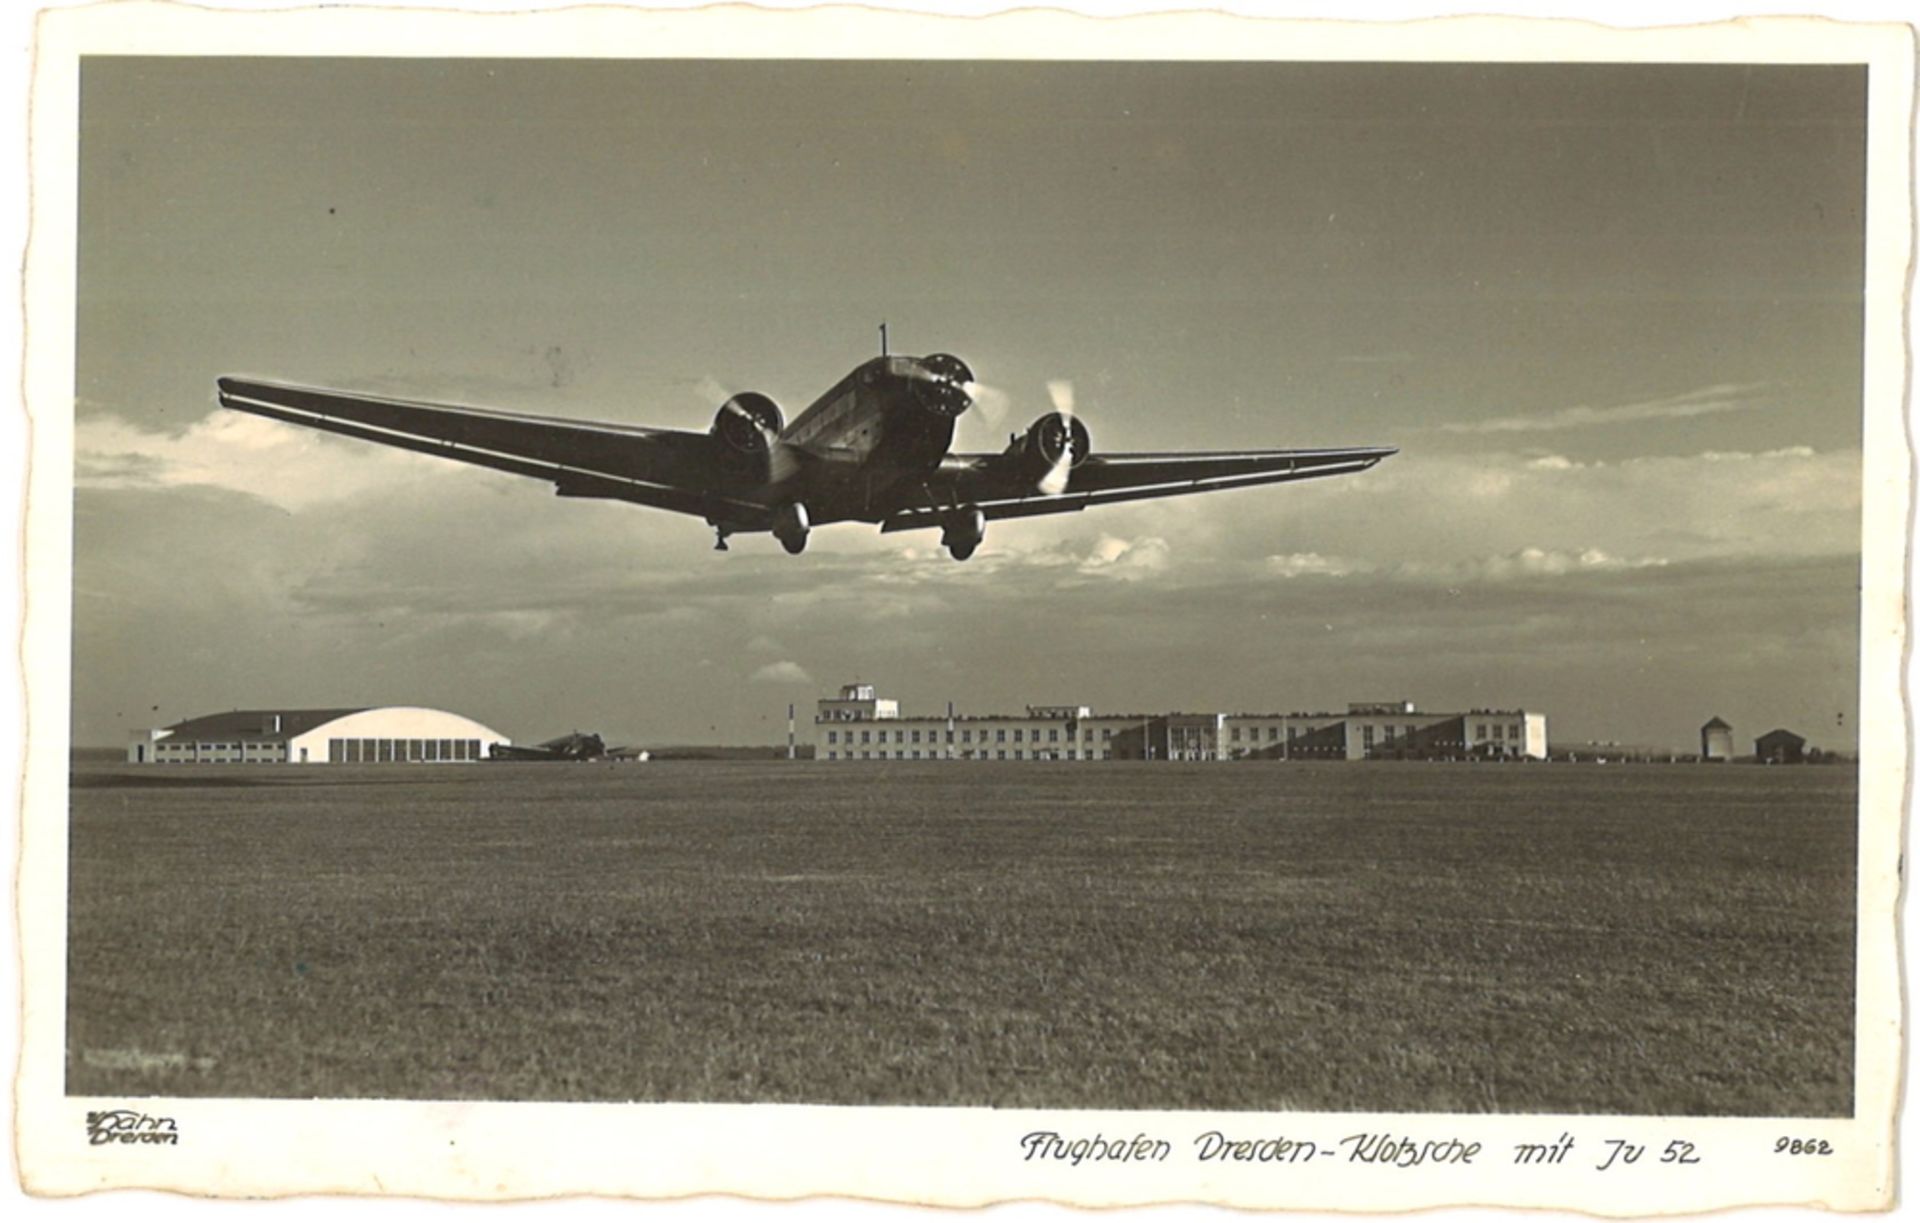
749,661 -> 815,685
1077,535 -> 1170,579
1405,547 -> 1670,582
899,531 -> 1179,585
75,411 -> 456,510
1526,445 -> 1817,471
884,444 -> 1857,588
1264,547 -> 1666,583
71,466 -> 1862,756
1699,445 -> 1816,462
1266,552 -> 1367,578
1248,444 -> 1859,569
458,609 -> 566,639
1439,383 -> 1766,435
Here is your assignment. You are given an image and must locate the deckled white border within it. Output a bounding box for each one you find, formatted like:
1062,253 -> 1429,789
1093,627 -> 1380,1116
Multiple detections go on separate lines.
13,2 -> 1912,1213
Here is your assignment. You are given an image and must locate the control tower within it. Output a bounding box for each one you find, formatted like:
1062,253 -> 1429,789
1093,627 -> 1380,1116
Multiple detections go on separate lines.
816,682 -> 900,724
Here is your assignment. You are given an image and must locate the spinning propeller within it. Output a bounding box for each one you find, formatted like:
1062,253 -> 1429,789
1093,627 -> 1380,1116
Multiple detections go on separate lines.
1037,379 -> 1078,496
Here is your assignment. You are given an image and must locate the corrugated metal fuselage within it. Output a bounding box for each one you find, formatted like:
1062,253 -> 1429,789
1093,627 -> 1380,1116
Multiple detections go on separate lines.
726,356 -> 957,531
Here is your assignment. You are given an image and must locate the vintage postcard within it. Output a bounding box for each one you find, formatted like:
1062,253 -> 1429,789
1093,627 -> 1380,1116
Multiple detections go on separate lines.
15,1 -> 1911,1213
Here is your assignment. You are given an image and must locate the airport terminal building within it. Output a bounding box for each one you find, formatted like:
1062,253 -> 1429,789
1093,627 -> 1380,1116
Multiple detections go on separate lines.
126,707 -> 512,764
814,685 -> 1547,762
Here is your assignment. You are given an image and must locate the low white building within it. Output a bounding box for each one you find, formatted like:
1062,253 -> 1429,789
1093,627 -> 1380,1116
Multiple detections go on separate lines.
126,706 -> 511,764
812,685 -> 1549,762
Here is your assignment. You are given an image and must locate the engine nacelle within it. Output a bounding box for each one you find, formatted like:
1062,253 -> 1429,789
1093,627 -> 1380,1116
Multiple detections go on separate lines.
1019,411 -> 1092,477
909,352 -> 975,419
712,392 -> 784,458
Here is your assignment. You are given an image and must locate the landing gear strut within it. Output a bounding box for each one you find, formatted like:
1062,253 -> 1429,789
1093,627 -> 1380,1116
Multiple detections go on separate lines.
712,525 -> 731,552
773,502 -> 811,556
942,506 -> 986,561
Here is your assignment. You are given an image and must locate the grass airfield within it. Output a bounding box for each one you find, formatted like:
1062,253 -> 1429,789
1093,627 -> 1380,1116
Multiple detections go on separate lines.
67,760 -> 1855,1114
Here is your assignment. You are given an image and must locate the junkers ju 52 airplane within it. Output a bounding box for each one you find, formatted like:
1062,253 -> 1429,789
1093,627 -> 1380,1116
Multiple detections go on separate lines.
217,337 -> 1395,560
486,731 -> 622,763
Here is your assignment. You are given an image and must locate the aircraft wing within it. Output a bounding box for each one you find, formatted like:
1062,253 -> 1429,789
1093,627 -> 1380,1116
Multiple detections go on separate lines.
215,377 -> 774,527
877,445 -> 1397,532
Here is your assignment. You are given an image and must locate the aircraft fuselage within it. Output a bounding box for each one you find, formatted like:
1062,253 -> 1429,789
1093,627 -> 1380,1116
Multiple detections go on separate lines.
712,353 -> 974,548
783,356 -> 958,466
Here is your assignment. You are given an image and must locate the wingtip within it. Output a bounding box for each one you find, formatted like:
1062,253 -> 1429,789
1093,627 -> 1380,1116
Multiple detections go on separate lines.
214,374 -> 274,408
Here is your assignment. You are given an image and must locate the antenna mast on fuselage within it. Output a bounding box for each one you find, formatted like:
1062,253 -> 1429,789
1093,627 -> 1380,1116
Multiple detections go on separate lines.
879,321 -> 888,356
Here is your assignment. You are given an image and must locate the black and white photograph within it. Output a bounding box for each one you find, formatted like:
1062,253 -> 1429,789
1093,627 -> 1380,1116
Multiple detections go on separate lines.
15,1 -> 1909,1212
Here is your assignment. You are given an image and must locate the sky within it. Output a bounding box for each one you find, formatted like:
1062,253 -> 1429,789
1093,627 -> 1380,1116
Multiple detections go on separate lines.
69,56 -> 1868,751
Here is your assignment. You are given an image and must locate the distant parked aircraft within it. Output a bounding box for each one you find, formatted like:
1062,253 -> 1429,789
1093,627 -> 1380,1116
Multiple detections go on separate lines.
487,732 -> 624,763
218,339 -> 1394,560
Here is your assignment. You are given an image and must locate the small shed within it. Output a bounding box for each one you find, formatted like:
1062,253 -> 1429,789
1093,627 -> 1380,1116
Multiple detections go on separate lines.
1755,728 -> 1806,764
1700,717 -> 1734,761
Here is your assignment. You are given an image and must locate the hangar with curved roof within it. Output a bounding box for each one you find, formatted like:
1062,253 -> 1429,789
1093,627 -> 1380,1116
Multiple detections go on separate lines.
126,707 -> 511,765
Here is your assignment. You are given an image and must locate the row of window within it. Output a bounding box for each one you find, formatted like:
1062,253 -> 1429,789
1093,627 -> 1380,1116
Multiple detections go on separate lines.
152,744 -> 284,760
326,738 -> 486,763
828,722 -> 1522,748
825,749 -> 1547,763
1214,722 -> 1530,747
825,723 -> 1529,751
820,749 -> 1229,762
1229,726 -> 1306,742
824,749 -> 1108,761
1361,725 -> 1427,747
823,726 -> 1119,746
